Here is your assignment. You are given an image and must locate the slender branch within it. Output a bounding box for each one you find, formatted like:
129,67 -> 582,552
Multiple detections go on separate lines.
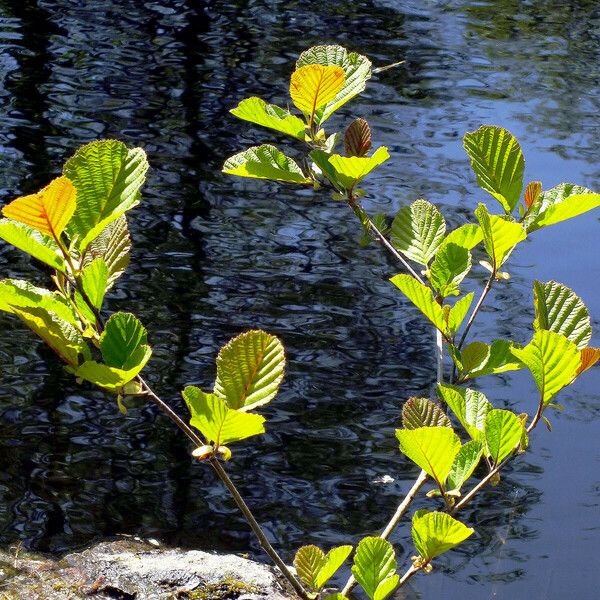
209,457 -> 310,600
398,564 -> 420,587
527,397 -> 545,434
457,271 -> 495,350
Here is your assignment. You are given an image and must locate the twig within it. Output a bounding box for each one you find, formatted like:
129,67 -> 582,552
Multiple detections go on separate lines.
457,271 -> 495,350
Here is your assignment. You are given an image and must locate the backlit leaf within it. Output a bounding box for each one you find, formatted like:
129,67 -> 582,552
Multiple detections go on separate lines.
440,224 -> 483,251
230,97 -> 306,140
344,118 -> 372,157
390,199 -> 446,266
100,312 -> 150,370
447,292 -> 474,334
64,140 -> 148,252
310,149 -> 344,190
183,386 -> 265,446
396,426 -> 461,486
446,441 -> 483,493
290,64 -> 345,118
2,176 -> 76,239
412,510 -> 474,561
76,351 -> 151,391
223,144 -> 311,184
484,409 -> 524,464
437,384 -> 493,441
402,397 -> 451,429
327,147 -> 389,189
524,181 -> 541,209
429,243 -> 472,297
316,545 -> 353,589
390,274 -> 448,335
533,280 -> 591,350
0,219 -> 65,271
462,339 -> 524,379
214,330 -> 285,411
351,537 -> 398,600
511,330 -> 580,405
80,258 -> 108,310
296,45 -> 372,124
293,545 -> 325,589
463,126 -> 524,213
475,203 -> 526,268
459,342 -> 490,375
577,347 -> 600,376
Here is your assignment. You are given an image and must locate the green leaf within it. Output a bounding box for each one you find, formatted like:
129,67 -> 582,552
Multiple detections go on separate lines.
525,183 -> 600,231
230,97 -> 306,140
100,312 -> 150,370
83,214 -> 131,290
12,306 -> 90,366
296,45 -> 372,125
429,243 -> 472,297
183,386 -> 265,446
396,427 -> 461,486
458,342 -> 490,374
463,126 -> 524,213
223,144 -> 311,184
214,330 -> 285,411
437,384 -> 493,441
76,352 -> 151,391
322,595 -> 348,600
293,545 -> 326,589
402,397 -> 451,429
447,292 -> 474,334
390,274 -> 448,335
412,510 -> 474,561
64,140 -> 148,252
511,330 -> 580,405
533,280 -> 591,350
475,204 -> 526,269
390,199 -> 446,266
461,339 -> 524,380
310,149 -> 343,190
0,219 -> 65,271
440,224 -> 483,251
327,147 -> 389,189
80,258 -> 108,310
316,545 -> 353,590
351,537 -> 398,600
484,409 -> 524,464
446,441 -> 483,493
0,279 -> 80,326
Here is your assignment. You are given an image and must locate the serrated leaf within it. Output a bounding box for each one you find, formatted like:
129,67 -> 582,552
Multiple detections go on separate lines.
183,386 -> 265,446
327,147 -> 389,189
577,347 -> 600,376
76,349 -> 152,391
80,258 -> 108,310
396,427 -> 461,486
484,409 -> 524,464
351,537 -> 398,600
64,140 -> 148,252
223,144 -> 311,184
447,292 -> 474,334
83,215 -> 131,289
2,176 -> 76,240
310,149 -> 343,190
12,306 -> 90,366
316,545 -> 353,590
446,441 -> 483,493
293,545 -> 326,589
345,118 -> 372,157
214,330 -> 285,411
296,45 -> 372,124
100,312 -> 150,370
0,219 -> 65,271
511,330 -> 580,405
402,397 -> 451,429
390,274 -> 448,335
437,384 -> 493,441
475,203 -> 526,269
429,243 -> 472,297
230,97 -> 306,140
524,181 -> 542,209
463,339 -> 524,379
459,342 -> 490,374
0,279 -> 79,326
440,224 -> 483,251
412,510 -> 474,561
463,126 -> 524,213
290,64 -> 345,122
390,199 -> 446,266
525,183 -> 600,231
533,280 -> 591,350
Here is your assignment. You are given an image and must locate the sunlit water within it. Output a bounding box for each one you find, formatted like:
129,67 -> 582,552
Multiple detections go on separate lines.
0,1 -> 599,598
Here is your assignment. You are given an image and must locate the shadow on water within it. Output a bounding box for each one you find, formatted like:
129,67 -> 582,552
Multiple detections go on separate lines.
0,1 -> 599,598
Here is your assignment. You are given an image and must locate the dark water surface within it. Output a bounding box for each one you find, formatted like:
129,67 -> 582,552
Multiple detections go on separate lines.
0,1 -> 599,598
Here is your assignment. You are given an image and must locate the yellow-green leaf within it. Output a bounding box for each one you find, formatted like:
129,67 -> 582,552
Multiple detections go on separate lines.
76,350 -> 152,392
429,243 -> 472,297
446,440 -> 483,493
447,292 -> 474,335
440,224 -> 483,251
327,147 -> 389,189
351,537 -> 398,600
2,176 -> 76,239
230,97 -> 306,140
293,545 -> 326,589
437,384 -> 493,441
100,312 -> 150,370
412,510 -> 474,561
316,545 -> 353,589
290,64 -> 345,117
80,258 -> 109,310
484,409 -> 524,464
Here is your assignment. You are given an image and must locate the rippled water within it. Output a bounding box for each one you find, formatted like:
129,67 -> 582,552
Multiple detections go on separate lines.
0,1 -> 599,598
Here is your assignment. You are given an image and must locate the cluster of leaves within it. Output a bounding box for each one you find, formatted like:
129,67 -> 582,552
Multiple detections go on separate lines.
224,44 -> 600,599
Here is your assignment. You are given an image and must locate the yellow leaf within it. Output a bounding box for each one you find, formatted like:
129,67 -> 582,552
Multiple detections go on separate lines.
2,176 -> 76,239
577,347 -> 600,376
290,64 -> 345,118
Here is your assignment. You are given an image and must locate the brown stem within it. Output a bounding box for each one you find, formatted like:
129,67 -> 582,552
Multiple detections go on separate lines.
457,271 -> 495,350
